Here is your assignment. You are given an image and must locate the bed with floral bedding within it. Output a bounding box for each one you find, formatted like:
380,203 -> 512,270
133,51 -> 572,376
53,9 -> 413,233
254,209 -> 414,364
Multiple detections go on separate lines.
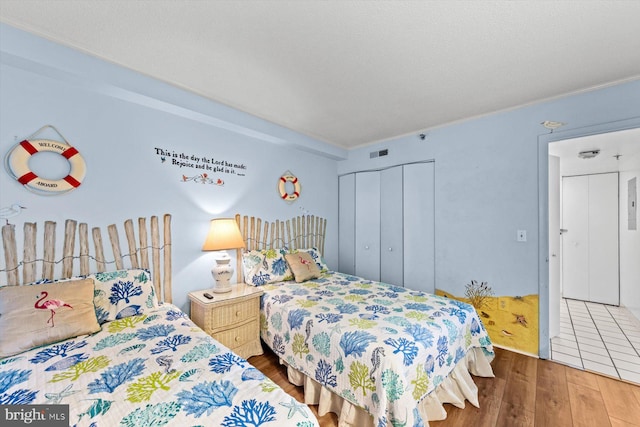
1,302 -> 317,426
233,213 -> 495,427
258,271 -> 495,427
0,215 -> 318,427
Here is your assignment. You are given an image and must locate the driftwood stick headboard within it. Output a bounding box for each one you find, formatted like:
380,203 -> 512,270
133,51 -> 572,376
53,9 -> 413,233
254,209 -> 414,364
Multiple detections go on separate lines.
1,214 -> 173,303
234,213 -> 327,283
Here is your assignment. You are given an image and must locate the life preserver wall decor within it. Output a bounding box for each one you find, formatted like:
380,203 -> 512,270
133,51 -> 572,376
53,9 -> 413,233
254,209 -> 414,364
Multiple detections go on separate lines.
278,171 -> 300,202
4,125 -> 86,195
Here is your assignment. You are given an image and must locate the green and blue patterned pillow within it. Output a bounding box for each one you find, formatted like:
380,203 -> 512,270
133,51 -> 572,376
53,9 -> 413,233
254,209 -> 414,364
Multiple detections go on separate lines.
242,249 -> 294,286
87,268 -> 159,323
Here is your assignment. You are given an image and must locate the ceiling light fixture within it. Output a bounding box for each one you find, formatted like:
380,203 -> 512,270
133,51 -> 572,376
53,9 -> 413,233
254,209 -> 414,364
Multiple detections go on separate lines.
578,149 -> 600,159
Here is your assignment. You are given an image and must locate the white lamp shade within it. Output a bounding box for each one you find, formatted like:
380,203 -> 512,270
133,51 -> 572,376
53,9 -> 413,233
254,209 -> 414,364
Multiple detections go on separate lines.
202,218 -> 245,293
202,218 -> 245,251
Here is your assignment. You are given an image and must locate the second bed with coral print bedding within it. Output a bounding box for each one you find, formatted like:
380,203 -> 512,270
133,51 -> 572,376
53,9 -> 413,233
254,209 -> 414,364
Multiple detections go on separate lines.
233,213 -> 495,426
259,271 -> 495,427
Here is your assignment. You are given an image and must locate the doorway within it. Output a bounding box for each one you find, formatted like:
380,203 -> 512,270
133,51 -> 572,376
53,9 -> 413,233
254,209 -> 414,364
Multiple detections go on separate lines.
537,119 -> 640,360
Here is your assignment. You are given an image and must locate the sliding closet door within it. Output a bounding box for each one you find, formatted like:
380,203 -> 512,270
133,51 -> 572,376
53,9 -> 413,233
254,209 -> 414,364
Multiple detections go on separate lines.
380,166 -> 404,286
338,174 -> 356,275
403,162 -> 435,293
355,171 -> 381,281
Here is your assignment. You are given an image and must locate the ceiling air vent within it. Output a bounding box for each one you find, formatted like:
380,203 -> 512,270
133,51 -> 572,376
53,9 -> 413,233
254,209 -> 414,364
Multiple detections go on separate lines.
370,149 -> 389,159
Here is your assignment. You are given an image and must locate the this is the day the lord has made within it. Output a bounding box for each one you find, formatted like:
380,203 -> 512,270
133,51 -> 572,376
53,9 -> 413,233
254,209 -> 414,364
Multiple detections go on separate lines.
154,147 -> 247,185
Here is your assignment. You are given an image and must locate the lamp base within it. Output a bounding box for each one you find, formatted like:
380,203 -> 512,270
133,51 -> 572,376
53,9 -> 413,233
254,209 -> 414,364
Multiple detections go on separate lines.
212,257 -> 233,293
211,285 -> 232,294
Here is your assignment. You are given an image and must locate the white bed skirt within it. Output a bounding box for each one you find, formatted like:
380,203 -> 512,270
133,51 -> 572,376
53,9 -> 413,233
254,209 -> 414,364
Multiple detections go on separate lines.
283,347 -> 494,426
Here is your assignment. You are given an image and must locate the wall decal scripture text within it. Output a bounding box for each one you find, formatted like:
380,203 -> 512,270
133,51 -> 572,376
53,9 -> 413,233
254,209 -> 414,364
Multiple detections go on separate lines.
154,148 -> 247,185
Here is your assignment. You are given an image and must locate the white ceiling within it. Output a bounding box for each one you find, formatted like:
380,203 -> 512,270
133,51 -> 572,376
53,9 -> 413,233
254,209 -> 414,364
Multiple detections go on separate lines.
1,1 -> 639,149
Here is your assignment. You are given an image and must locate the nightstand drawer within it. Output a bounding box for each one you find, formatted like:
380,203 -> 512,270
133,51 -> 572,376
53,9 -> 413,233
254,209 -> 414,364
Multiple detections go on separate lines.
188,284 -> 264,359
208,298 -> 259,329
212,320 -> 259,349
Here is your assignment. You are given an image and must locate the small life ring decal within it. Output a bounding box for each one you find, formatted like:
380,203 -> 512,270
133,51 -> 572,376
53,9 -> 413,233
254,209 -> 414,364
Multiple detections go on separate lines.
278,172 -> 300,202
5,139 -> 86,194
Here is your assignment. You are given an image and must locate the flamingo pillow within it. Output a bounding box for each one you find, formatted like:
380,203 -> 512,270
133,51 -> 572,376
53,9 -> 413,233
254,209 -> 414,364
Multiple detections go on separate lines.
0,278 -> 101,358
288,247 -> 329,272
284,251 -> 322,283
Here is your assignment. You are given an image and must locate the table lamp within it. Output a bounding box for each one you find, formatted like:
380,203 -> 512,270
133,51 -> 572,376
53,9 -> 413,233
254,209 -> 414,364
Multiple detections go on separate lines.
202,218 -> 246,293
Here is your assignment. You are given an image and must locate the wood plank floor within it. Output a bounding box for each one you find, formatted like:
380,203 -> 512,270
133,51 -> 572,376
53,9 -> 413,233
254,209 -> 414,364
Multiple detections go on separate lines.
248,345 -> 640,426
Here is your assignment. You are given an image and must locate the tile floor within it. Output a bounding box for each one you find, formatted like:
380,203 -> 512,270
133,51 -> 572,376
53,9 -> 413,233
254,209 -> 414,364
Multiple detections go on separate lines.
550,298 -> 640,384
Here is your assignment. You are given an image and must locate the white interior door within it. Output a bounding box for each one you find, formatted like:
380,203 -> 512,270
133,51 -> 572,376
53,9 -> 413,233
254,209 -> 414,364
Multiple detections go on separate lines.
549,155 -> 561,338
562,175 -> 589,301
588,173 -> 619,305
562,173 -> 619,304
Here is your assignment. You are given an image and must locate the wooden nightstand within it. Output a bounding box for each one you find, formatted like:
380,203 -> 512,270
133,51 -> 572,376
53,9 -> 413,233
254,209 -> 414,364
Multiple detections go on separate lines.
188,283 -> 264,359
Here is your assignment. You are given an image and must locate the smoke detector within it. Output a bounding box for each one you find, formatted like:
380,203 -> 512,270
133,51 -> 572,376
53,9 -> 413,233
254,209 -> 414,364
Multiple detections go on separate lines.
541,121 -> 566,131
578,149 -> 600,159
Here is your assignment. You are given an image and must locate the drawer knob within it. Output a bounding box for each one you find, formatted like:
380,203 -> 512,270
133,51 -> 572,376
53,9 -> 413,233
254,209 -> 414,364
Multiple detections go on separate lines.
235,311 -> 241,317
235,336 -> 240,342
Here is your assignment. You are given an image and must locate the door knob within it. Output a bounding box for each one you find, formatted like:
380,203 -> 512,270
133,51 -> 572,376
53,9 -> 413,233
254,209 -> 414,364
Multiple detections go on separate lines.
388,247 -> 393,251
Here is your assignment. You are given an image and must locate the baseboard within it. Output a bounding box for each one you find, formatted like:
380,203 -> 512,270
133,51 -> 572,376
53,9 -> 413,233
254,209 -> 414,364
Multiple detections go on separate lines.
492,343 -> 539,359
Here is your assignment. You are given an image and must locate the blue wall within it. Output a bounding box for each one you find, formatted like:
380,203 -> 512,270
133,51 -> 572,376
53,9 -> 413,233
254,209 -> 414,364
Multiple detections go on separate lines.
338,81 -> 640,302
2,23 -> 639,354
338,82 -> 639,356
0,24 -> 343,312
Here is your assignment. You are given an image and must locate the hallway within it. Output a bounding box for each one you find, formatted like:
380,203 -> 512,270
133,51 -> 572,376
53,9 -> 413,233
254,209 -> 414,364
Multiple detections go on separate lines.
551,298 -> 640,384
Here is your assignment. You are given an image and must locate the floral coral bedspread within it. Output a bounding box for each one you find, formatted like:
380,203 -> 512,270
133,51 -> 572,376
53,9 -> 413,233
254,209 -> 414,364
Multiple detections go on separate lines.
0,304 -> 318,427
260,272 -> 494,427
